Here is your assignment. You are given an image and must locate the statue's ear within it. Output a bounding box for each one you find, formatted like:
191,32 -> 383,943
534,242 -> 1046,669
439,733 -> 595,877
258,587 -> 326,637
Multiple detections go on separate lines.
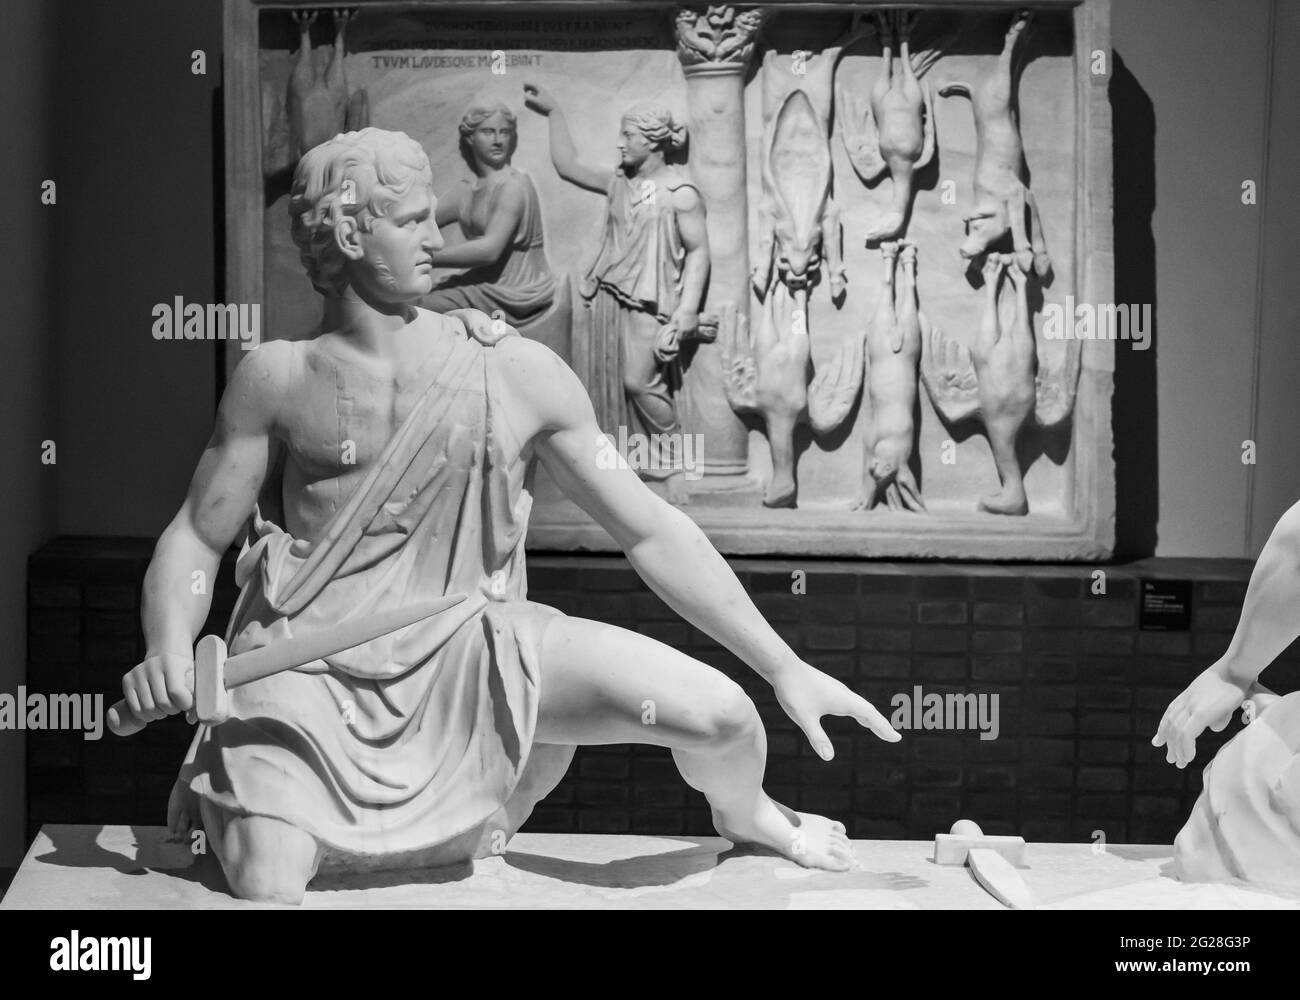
334,216 -> 364,261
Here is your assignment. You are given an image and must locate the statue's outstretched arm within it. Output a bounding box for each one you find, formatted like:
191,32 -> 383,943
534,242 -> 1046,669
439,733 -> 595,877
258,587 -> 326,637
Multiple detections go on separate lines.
523,82 -> 611,195
503,339 -> 900,759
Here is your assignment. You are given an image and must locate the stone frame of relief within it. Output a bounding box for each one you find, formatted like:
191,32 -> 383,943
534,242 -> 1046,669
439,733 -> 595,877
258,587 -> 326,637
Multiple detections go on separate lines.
223,0 -> 1114,560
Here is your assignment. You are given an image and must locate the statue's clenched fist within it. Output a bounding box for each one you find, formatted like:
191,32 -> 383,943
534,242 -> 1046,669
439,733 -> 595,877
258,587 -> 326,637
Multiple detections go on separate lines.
122,653 -> 195,724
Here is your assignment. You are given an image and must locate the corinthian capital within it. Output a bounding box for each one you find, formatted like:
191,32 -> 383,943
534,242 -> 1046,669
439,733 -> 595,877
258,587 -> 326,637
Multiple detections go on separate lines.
674,6 -> 767,69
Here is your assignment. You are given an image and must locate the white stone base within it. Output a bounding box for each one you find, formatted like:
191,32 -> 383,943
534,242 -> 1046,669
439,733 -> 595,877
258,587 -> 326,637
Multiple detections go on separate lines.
3,826 -> 1297,909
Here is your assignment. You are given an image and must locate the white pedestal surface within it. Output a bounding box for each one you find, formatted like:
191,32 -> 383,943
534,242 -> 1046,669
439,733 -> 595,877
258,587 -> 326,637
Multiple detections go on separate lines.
3,826 -> 1297,909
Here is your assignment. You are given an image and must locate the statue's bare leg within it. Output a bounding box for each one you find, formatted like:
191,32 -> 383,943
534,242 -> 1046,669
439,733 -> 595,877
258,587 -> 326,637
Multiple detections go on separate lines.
535,616 -> 856,871
199,796 -> 322,904
764,407 -> 799,509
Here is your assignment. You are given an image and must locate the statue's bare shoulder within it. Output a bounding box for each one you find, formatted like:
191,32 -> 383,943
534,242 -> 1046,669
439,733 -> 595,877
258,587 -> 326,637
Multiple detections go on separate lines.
221,337 -> 296,433
486,333 -> 593,444
668,175 -> 702,213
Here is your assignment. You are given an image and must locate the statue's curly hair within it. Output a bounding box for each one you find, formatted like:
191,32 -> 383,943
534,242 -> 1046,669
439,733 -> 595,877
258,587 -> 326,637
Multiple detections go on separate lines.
288,128 -> 433,296
623,103 -> 688,153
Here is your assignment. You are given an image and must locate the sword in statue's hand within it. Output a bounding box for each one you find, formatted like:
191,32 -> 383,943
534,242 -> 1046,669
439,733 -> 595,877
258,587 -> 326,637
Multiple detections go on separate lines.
107,593 -> 469,737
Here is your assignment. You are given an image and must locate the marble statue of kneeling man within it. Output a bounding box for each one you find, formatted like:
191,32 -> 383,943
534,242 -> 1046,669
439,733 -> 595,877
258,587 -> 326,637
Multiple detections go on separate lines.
119,127 -> 899,903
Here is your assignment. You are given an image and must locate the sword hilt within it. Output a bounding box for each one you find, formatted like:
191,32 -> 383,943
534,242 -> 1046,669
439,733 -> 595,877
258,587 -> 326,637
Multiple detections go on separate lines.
107,594 -> 467,737
193,634 -> 230,725
106,634 -> 229,737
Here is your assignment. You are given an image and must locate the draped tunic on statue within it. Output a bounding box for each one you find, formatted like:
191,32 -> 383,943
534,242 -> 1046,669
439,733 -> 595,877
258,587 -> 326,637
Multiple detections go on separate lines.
1174,691 -> 1300,889
425,169 -> 556,329
576,167 -> 697,476
580,166 -> 696,323
177,312 -> 563,858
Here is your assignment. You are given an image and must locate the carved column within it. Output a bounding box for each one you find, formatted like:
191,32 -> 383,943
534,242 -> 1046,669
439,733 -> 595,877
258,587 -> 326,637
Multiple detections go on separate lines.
674,6 -> 766,477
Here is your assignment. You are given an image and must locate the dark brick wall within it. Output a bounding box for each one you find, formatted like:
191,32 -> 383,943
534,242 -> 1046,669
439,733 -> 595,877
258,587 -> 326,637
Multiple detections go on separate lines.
26,539 -> 238,839
25,538 -> 1300,847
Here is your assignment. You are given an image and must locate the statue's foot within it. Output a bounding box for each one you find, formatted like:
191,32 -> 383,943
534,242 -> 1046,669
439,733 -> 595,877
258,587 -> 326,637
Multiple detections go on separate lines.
713,796 -> 855,872
666,474 -> 692,506
763,475 -> 797,508
978,485 -> 1028,516
850,490 -> 875,511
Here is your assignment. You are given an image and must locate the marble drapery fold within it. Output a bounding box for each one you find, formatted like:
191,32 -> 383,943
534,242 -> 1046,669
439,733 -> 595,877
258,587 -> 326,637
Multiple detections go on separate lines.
178,325 -> 564,859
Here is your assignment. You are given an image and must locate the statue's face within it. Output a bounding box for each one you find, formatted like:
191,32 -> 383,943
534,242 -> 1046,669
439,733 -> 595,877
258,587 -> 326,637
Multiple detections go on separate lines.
617,119 -> 654,170
349,181 -> 443,303
469,112 -> 515,169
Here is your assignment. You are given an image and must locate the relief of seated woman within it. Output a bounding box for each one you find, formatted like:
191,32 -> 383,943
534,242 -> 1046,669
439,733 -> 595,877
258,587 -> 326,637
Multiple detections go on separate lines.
422,101 -> 568,357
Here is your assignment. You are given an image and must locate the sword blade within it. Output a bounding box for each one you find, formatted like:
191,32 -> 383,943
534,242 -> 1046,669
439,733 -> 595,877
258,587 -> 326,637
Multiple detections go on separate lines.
967,848 -> 1034,910
223,593 -> 469,689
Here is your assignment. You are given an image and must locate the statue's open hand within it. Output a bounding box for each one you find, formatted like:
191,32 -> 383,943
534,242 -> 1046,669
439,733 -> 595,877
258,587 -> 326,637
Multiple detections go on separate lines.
1152,666 -> 1248,768
122,652 -> 196,726
774,661 -> 900,761
523,82 -> 556,116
